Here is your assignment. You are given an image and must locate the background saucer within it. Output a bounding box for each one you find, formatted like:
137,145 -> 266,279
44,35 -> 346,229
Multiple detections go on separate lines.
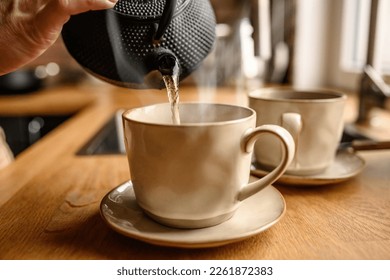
251,151 -> 365,186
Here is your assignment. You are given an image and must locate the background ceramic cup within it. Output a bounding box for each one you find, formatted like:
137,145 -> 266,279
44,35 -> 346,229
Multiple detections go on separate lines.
122,102 -> 295,229
249,87 -> 347,176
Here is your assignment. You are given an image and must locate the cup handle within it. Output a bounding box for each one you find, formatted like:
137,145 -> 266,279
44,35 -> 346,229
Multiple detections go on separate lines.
238,125 -> 295,201
282,113 -> 302,168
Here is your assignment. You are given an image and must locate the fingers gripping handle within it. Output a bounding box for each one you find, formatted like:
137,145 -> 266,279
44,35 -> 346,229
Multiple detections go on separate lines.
238,125 -> 295,201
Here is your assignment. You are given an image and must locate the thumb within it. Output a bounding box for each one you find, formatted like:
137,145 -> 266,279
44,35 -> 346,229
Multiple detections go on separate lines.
60,0 -> 118,15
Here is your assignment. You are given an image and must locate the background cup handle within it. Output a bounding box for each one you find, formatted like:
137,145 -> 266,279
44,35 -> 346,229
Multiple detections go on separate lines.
238,125 -> 295,201
282,113 -> 302,168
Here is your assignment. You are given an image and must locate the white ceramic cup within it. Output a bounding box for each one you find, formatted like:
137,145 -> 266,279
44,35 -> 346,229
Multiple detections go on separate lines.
249,87 -> 347,176
122,102 -> 295,229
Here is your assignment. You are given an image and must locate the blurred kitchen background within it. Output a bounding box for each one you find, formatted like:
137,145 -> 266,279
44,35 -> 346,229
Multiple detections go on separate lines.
2,0 -> 390,92
1,0 -> 390,157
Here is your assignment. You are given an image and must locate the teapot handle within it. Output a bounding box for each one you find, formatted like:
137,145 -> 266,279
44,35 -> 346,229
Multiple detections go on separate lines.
154,0 -> 178,41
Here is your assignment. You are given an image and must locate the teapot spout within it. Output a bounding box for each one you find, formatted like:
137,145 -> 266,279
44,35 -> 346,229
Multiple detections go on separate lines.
157,50 -> 180,76
142,49 -> 180,89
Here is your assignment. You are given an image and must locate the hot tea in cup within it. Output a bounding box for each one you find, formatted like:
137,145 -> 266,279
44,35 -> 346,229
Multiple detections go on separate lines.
122,102 -> 295,228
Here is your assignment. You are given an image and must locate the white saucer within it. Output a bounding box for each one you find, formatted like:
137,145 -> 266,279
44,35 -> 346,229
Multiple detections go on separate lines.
100,178 -> 286,248
251,151 -> 366,186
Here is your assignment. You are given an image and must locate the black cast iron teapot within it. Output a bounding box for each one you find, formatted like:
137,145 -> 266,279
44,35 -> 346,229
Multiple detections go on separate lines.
61,0 -> 216,89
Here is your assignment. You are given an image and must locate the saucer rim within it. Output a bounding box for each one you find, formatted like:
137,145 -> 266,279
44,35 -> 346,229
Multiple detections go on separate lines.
100,179 -> 286,248
251,150 -> 366,186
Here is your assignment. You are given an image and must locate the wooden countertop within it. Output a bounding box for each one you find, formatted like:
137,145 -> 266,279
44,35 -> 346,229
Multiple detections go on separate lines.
0,84 -> 389,260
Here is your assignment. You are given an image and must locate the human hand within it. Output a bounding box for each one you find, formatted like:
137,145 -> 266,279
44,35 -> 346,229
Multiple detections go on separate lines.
0,0 -> 118,75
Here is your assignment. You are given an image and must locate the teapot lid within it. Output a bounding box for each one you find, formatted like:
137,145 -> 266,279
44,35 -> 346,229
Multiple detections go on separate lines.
114,0 -> 190,20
